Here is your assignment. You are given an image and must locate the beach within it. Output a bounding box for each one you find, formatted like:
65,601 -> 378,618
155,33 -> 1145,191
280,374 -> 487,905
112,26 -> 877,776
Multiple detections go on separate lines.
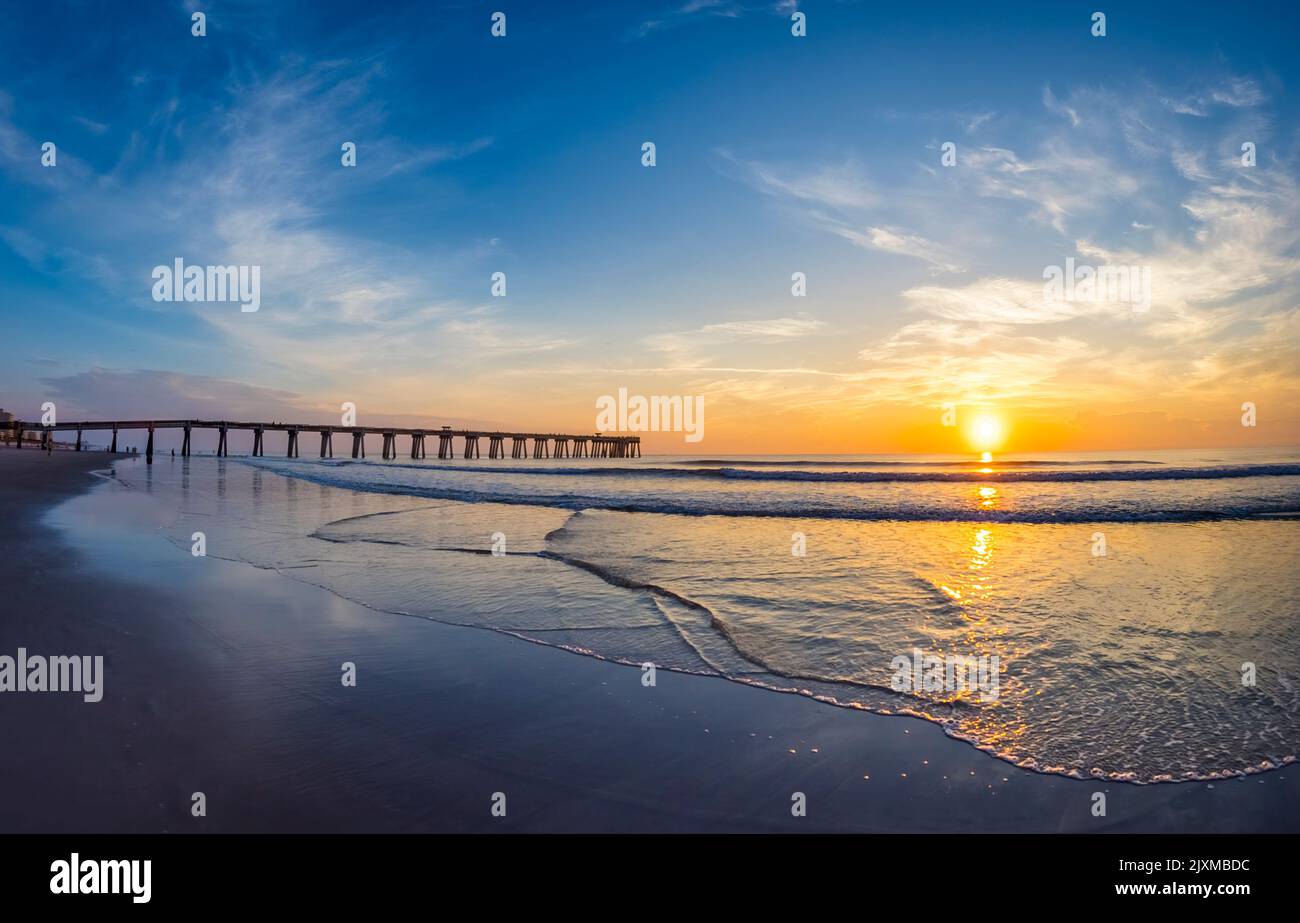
2,446 -> 1298,833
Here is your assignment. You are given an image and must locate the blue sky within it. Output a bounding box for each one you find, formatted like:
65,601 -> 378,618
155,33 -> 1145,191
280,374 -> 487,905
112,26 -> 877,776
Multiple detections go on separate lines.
2,0 -> 1298,451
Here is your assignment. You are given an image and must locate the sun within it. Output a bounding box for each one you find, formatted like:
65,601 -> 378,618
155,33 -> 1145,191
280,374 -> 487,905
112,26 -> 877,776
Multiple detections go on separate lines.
966,413 -> 1006,453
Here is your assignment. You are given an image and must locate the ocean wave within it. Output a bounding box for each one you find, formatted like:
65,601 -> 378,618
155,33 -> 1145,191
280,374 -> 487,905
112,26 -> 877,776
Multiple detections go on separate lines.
710,463 -> 1300,483
675,458 -> 1163,468
302,459 -> 1300,484
240,460 -> 1300,522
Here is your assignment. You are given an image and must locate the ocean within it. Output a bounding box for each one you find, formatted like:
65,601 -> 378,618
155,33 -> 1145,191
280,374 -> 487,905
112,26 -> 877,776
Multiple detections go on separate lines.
99,447 -> 1300,784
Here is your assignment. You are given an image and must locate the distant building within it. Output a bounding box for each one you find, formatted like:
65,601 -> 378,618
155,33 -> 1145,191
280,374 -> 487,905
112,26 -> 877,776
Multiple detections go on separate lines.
0,408 -> 22,446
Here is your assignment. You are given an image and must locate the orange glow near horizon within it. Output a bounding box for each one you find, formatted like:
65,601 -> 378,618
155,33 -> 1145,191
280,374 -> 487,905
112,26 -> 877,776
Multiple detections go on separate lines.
354,389 -> 1299,455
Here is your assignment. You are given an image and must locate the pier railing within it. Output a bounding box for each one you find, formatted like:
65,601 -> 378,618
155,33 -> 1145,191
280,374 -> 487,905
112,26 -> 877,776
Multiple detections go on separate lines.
5,419 -> 642,463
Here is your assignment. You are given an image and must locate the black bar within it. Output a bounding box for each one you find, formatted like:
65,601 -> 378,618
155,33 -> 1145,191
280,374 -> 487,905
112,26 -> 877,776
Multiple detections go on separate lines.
0,833 -> 1284,910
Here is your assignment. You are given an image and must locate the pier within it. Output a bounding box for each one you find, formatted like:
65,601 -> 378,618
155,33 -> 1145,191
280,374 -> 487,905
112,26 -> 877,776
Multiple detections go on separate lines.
4,419 -> 642,464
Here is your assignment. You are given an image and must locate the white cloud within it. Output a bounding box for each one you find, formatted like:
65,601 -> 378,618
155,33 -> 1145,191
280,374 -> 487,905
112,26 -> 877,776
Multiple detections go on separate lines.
831,225 -> 964,274
646,313 -> 824,356
718,150 -> 877,210
1163,75 -> 1267,116
1042,85 -> 1081,127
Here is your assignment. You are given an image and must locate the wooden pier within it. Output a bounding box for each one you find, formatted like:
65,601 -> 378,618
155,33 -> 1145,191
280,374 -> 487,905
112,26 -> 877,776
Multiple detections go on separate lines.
4,419 -> 642,464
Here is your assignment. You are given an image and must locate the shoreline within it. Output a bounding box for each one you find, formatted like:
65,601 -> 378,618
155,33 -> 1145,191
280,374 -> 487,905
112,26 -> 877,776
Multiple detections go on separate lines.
2,448 -> 1298,832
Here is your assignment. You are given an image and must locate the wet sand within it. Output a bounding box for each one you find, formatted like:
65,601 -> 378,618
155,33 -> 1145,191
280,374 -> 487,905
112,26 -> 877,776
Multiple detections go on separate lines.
1,447 -> 1297,832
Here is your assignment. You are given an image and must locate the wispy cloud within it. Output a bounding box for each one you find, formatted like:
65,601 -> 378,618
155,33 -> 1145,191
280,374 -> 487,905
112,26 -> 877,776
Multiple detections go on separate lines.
1041,85 -> 1081,127
73,116 -> 109,135
829,224 -> 964,274
631,0 -> 746,39
1161,75 -> 1267,116
855,148 -> 1300,413
2,52 -> 497,388
718,151 -> 964,272
646,313 -> 824,360
961,142 -> 1140,234
717,149 -> 877,209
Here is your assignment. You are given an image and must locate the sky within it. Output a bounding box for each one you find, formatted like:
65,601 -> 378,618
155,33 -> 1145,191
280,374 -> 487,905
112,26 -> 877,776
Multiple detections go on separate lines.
2,0 -> 1298,454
